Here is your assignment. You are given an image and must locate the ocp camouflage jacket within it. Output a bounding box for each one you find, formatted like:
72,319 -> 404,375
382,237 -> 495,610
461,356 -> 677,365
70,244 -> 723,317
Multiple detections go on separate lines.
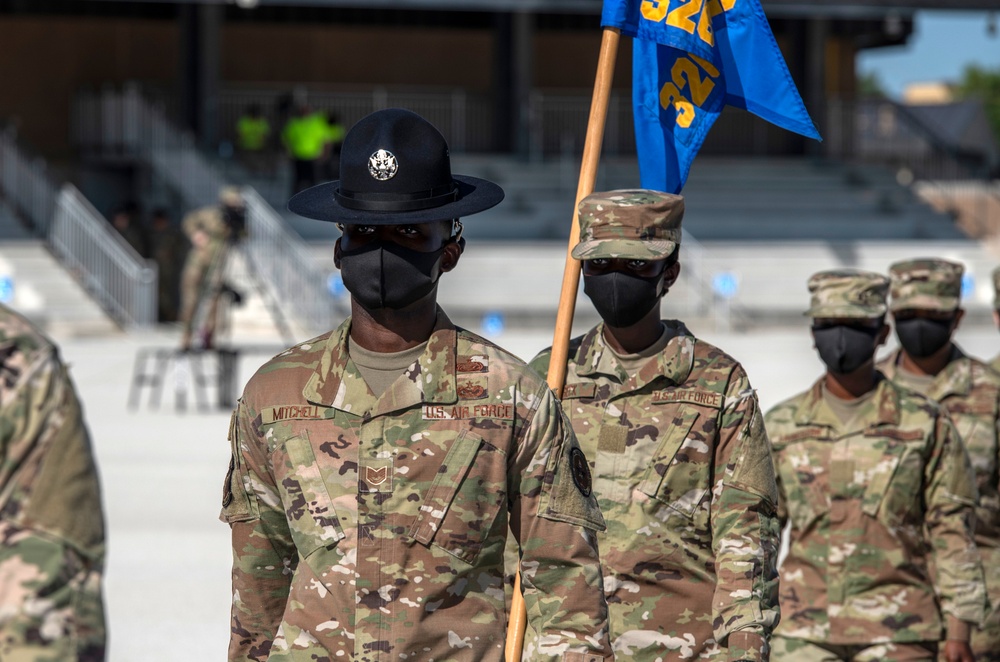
531,321 -> 780,662
765,374 -> 987,645
222,311 -> 612,662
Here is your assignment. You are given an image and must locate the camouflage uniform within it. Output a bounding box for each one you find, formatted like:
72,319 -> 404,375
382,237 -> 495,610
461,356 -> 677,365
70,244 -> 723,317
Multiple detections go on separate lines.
0,304 -> 106,661
222,310 -> 612,662
766,269 -> 987,660
877,259 -> 1000,659
179,200 -> 235,345
529,190 -> 780,662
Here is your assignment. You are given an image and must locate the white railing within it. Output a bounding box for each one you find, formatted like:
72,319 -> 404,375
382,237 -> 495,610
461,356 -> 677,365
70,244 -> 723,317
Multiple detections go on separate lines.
50,185 -> 157,327
243,188 -> 337,332
0,130 -> 58,237
74,85 -> 338,333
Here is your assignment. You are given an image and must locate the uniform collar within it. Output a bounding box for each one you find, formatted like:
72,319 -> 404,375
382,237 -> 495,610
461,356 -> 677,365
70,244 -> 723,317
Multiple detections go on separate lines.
793,372 -> 901,430
880,345 -> 972,401
575,320 -> 695,391
303,308 -> 458,416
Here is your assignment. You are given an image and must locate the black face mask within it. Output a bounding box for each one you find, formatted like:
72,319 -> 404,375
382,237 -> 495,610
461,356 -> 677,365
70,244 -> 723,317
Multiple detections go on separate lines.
813,324 -> 880,374
895,317 -> 954,358
584,270 -> 664,328
339,240 -> 447,310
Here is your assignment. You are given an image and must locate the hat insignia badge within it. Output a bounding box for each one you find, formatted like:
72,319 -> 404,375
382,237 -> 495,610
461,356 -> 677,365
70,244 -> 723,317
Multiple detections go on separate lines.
368,149 -> 398,181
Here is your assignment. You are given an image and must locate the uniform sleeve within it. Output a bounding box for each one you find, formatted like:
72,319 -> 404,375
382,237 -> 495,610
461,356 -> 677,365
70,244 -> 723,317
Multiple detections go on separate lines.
710,371 -> 781,662
181,209 -> 202,239
0,351 -> 106,659
509,383 -> 612,662
222,399 -> 296,662
762,409 -> 790,528
924,411 -> 988,628
527,350 -> 552,382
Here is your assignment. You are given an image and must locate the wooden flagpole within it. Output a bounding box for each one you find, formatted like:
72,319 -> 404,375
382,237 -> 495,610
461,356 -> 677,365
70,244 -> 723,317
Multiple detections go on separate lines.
505,26 -> 621,662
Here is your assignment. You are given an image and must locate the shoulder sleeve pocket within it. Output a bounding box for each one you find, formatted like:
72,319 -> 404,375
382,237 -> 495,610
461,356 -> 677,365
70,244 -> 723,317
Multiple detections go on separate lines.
538,432 -> 606,532
221,409 -> 260,524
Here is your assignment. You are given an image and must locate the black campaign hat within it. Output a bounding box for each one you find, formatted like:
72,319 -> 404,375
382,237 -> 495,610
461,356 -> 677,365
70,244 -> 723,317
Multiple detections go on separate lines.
288,108 -> 504,224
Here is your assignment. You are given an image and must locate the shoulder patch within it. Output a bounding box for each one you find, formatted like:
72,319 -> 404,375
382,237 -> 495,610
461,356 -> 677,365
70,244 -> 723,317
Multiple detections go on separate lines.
569,447 -> 592,497
652,387 -> 723,409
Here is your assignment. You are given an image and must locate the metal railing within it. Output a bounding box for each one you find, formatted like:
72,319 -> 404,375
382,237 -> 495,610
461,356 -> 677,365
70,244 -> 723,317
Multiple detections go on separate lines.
74,85 -> 338,334
242,188 -> 337,333
0,130 -> 58,237
50,185 -> 157,327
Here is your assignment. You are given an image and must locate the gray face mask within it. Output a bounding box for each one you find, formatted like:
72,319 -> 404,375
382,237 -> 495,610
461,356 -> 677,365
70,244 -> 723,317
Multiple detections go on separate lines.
339,241 -> 447,310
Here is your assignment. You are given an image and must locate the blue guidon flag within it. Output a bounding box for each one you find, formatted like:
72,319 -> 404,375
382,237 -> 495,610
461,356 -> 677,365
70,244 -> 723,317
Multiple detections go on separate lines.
603,0 -> 822,193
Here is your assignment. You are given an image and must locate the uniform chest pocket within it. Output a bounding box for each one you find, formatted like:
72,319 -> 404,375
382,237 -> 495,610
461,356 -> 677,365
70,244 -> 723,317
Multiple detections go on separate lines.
637,411 -> 706,518
410,430 -> 507,565
272,434 -> 346,559
859,432 -> 920,526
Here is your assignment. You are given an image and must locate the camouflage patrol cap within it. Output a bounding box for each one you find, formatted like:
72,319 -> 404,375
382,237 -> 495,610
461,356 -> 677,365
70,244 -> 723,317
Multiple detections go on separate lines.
992,265 -> 1000,309
571,189 -> 683,261
805,269 -> 889,319
888,258 -> 963,312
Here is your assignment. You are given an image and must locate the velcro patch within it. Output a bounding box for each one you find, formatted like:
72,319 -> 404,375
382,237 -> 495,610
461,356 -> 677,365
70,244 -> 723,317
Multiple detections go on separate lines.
652,388 -> 723,409
562,383 -> 597,399
456,355 -> 489,373
777,427 -> 828,443
597,425 -> 628,454
422,403 -> 515,420
865,427 -> 924,441
456,376 -> 488,400
262,405 -> 326,424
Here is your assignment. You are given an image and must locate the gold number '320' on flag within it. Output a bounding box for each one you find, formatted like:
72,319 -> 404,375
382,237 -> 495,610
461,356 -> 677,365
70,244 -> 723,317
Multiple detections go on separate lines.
602,0 -> 822,193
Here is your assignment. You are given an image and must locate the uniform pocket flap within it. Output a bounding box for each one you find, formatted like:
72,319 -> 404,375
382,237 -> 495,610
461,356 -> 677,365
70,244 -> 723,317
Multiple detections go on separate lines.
410,430 -> 484,547
276,434 -> 346,558
638,411 -> 702,516
860,445 -> 906,518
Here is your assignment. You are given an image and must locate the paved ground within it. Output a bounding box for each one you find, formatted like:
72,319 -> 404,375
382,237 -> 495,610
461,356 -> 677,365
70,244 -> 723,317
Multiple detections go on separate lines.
50,320 -> 1000,662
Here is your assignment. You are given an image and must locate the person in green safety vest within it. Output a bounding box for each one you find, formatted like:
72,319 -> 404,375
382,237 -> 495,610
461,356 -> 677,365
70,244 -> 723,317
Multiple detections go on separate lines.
236,104 -> 271,174
323,110 -> 346,180
282,105 -> 329,195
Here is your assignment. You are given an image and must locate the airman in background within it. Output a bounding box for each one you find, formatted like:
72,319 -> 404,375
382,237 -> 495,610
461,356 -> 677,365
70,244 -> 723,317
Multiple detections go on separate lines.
990,266 -> 1000,374
877,258 -> 1000,661
178,187 -> 245,351
767,269 -> 986,662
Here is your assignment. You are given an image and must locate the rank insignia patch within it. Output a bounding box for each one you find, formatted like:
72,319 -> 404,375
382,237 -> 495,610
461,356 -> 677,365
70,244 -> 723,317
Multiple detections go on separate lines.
361,459 -> 393,492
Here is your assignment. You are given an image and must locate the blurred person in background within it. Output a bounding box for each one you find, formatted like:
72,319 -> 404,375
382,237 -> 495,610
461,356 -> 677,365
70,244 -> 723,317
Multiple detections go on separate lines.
235,104 -> 271,175
179,187 -> 245,351
322,109 -> 345,180
110,200 -> 147,258
0,303 -> 106,661
282,104 -> 329,195
877,258 -> 1000,661
147,207 -> 187,323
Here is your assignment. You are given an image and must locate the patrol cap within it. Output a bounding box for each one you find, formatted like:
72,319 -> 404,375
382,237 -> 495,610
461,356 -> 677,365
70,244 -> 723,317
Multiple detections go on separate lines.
888,258 -> 963,313
805,269 -> 889,319
288,108 -> 504,224
571,189 -> 683,261
992,265 -> 1000,309
219,186 -> 244,208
